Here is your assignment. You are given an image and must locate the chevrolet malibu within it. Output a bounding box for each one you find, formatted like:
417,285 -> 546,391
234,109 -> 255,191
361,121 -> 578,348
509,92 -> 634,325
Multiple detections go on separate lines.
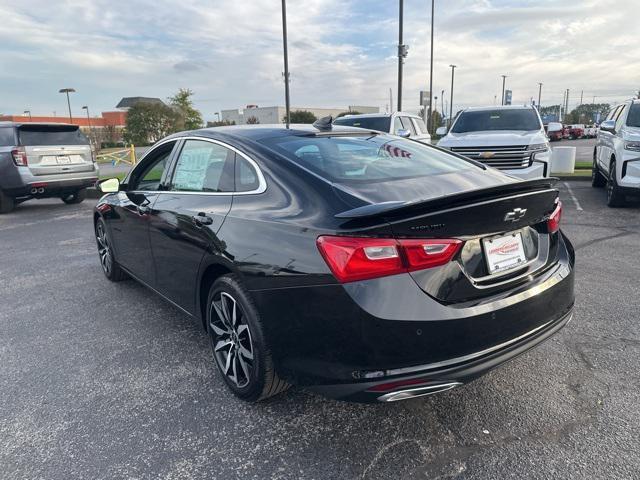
94,122 -> 574,403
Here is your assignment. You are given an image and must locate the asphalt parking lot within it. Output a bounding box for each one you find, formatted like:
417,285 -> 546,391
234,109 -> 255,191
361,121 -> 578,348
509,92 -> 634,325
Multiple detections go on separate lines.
1,181 -> 639,479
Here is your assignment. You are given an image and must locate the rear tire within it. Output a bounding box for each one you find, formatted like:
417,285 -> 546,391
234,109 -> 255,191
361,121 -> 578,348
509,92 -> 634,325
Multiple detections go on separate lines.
606,161 -> 626,207
206,274 -> 289,402
95,218 -> 128,281
62,189 -> 87,205
0,190 -> 15,214
591,158 -> 606,188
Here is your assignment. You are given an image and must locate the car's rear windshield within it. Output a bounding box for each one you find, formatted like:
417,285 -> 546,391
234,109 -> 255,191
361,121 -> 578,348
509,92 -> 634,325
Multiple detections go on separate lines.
333,116 -> 391,133
17,125 -> 89,146
0,128 -> 15,146
262,134 -> 473,183
627,104 -> 640,128
451,109 -> 541,133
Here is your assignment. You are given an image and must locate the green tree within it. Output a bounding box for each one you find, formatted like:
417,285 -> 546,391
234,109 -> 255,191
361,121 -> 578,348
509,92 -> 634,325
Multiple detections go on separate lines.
168,88 -> 204,130
336,110 -> 362,117
286,110 -> 317,124
124,102 -> 183,145
566,103 -> 610,124
539,105 -> 561,117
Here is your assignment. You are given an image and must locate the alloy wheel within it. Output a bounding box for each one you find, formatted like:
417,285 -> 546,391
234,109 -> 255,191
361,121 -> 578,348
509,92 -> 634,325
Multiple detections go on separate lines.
209,292 -> 254,388
96,223 -> 112,275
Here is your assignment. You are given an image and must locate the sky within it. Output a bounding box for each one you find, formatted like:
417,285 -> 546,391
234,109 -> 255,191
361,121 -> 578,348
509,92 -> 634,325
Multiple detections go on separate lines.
0,0 -> 638,121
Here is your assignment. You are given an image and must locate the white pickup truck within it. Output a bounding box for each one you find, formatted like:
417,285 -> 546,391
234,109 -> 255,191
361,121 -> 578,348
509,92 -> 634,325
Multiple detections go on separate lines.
436,106 -> 551,180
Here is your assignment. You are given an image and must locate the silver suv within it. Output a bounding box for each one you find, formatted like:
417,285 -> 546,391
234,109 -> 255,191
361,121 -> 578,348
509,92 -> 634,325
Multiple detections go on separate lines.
592,99 -> 640,206
0,122 -> 98,213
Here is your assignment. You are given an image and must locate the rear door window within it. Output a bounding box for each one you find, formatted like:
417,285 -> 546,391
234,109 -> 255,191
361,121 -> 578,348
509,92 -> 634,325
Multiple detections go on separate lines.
235,156 -> 260,192
0,128 -> 15,146
171,140 -> 234,193
17,126 -> 89,146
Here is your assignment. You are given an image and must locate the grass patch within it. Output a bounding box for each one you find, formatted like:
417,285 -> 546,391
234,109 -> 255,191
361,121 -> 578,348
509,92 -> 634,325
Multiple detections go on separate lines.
99,172 -> 128,181
575,161 -> 592,170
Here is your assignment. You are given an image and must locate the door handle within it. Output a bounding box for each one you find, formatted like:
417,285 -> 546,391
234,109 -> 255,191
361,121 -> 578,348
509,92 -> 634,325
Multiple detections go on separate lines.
192,212 -> 214,227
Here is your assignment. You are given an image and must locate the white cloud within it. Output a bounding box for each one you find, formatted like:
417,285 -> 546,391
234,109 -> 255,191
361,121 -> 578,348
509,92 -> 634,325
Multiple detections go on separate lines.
0,0 -> 638,119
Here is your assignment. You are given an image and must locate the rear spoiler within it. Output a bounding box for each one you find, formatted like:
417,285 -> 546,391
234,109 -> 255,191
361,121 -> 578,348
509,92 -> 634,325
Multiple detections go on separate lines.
335,178 -> 558,219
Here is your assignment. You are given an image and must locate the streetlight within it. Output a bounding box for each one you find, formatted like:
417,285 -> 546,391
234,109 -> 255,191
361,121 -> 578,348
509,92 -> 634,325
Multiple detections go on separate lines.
449,65 -> 457,128
23,110 -> 32,120
59,88 -> 76,123
537,83 -> 543,109
426,0 -> 435,133
501,75 -> 508,105
441,89 -> 445,120
281,0 -> 291,128
397,0 -> 408,112
82,106 -> 93,145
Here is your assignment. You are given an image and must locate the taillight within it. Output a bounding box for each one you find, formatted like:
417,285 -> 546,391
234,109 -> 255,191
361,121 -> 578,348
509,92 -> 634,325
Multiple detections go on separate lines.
547,200 -> 562,233
11,147 -> 28,166
316,236 -> 462,283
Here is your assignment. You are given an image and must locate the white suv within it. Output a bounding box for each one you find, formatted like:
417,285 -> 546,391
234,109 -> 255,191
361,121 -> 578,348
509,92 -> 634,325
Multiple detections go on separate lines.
436,106 -> 551,180
592,99 -> 640,207
333,112 -> 432,144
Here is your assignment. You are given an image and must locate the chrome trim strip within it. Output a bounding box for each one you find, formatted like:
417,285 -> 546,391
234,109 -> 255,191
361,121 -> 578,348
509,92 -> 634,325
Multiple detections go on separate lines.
380,312 -> 572,378
377,382 -> 462,402
130,135 -> 267,196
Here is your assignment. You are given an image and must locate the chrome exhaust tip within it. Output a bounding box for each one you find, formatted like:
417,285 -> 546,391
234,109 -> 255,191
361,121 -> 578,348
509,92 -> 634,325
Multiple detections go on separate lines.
377,382 -> 462,402
31,187 -> 38,194
38,187 -> 45,194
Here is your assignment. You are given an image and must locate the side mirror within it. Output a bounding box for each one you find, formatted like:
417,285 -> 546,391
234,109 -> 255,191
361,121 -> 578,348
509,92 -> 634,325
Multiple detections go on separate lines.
395,129 -> 411,138
98,178 -> 120,193
436,126 -> 448,136
600,119 -> 616,134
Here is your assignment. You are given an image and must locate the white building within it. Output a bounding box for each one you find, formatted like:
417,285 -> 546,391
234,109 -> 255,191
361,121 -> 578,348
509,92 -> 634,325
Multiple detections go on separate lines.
220,105 -> 379,125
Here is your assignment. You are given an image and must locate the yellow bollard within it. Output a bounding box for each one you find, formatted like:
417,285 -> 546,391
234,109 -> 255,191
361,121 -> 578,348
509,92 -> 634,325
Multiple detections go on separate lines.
130,144 -> 136,165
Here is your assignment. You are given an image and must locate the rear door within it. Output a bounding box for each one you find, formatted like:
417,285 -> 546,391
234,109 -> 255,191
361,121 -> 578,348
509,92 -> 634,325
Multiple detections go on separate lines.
149,138 -> 234,314
17,125 -> 94,177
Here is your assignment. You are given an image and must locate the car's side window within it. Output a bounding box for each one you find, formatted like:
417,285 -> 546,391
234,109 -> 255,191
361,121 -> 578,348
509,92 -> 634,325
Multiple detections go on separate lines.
0,128 -> 15,146
130,142 -> 176,191
170,140 -> 234,193
615,104 -> 628,132
393,117 -> 404,134
402,117 -> 417,135
607,105 -> 622,122
235,155 -> 260,192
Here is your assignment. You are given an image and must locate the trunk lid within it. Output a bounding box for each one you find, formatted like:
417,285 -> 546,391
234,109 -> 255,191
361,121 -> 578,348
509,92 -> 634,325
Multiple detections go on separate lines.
17,125 -> 94,176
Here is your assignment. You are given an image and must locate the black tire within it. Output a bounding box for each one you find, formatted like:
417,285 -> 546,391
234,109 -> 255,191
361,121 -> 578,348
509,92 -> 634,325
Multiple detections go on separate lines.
0,190 -> 15,214
591,157 -> 606,188
95,218 -> 128,281
606,160 -> 626,208
62,188 -> 87,205
206,274 -> 289,402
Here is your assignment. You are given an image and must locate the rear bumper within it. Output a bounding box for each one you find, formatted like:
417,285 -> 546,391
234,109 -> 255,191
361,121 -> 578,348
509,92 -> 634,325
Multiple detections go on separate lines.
4,173 -> 98,198
251,232 -> 575,401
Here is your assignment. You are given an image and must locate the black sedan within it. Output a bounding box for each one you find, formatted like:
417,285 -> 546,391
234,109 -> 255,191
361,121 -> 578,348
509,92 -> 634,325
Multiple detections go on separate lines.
94,122 -> 574,403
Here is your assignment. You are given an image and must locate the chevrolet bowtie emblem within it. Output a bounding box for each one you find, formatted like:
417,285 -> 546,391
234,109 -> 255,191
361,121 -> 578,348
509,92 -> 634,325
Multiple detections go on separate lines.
480,151 -> 496,159
504,208 -> 527,222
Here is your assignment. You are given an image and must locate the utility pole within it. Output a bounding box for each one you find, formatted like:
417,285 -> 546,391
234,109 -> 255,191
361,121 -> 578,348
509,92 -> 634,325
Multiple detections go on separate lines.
537,83 -> 543,110
501,75 -> 508,105
397,0 -> 408,112
389,88 -> 393,113
565,89 -> 570,119
281,0 -> 291,128
426,0 -> 435,133
449,65 -> 457,128
59,88 -> 76,123
580,90 -> 584,105
441,90 -> 445,120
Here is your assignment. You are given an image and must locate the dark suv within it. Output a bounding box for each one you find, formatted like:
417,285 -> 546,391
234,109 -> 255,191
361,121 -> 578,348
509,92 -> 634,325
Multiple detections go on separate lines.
0,122 -> 99,213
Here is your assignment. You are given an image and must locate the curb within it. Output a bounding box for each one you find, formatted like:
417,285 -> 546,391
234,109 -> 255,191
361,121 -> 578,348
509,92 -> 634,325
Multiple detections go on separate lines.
554,174 -> 591,182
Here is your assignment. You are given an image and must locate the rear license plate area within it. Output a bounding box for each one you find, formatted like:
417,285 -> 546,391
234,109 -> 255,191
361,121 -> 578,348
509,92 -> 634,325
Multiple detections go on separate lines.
482,231 -> 527,275
56,156 -> 71,164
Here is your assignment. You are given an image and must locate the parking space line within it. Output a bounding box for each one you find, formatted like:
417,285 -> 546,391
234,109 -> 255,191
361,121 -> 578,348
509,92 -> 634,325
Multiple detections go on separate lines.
563,182 -> 584,212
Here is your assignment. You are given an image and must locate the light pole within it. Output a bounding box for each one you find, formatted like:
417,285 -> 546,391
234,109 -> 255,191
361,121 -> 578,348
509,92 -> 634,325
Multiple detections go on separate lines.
501,75 -> 507,105
82,106 -> 93,145
281,0 -> 291,127
441,89 -> 445,120
426,0 -> 435,133
449,65 -> 457,128
23,110 -> 32,120
537,83 -> 543,109
59,88 -> 76,123
397,0 -> 408,112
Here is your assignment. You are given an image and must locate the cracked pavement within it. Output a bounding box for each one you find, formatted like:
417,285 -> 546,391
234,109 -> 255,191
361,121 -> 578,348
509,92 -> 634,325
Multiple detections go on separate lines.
0,180 -> 638,479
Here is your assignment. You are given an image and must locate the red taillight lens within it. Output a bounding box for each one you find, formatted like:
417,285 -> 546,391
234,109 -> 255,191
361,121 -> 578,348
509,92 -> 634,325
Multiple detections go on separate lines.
317,236 -> 462,283
11,147 -> 28,166
547,200 -> 562,233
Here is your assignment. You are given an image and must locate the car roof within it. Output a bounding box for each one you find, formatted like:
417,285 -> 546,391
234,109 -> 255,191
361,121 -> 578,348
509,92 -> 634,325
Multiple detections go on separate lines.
171,124 -> 382,142
462,105 -> 537,112
0,121 -> 78,128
